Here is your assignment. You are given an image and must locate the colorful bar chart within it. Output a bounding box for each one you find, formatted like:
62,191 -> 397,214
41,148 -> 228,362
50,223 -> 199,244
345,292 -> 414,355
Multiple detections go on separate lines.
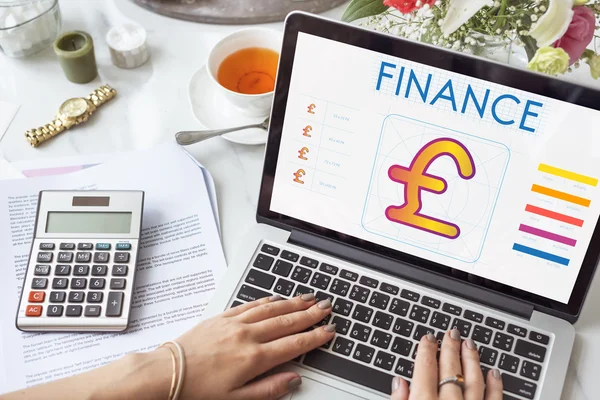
512,244 -> 570,266
518,224 -> 576,247
524,204 -> 584,227
538,163 -> 599,186
530,184 -> 591,207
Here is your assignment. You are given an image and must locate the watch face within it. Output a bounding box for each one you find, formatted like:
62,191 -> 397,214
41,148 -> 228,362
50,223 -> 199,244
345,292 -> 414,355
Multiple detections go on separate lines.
59,98 -> 88,118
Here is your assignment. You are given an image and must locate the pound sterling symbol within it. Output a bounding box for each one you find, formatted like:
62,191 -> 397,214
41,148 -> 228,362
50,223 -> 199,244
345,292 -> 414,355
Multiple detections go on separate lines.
307,103 -> 316,114
293,169 -> 306,184
385,138 -> 476,239
298,147 -> 309,160
302,125 -> 313,137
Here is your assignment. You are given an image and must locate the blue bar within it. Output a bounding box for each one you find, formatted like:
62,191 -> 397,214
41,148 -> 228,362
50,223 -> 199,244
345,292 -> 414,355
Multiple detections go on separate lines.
512,243 -> 570,266
116,243 -> 131,250
95,243 -> 111,250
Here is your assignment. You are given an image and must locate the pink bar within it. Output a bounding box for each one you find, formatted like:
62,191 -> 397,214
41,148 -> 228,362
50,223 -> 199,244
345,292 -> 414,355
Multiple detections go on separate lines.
519,224 -> 577,247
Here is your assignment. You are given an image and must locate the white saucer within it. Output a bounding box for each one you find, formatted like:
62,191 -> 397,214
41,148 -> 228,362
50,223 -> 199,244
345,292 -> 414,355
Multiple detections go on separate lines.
187,65 -> 268,145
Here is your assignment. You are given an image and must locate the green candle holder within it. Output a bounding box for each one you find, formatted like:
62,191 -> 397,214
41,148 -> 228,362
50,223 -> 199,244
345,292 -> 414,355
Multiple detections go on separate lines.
54,31 -> 97,84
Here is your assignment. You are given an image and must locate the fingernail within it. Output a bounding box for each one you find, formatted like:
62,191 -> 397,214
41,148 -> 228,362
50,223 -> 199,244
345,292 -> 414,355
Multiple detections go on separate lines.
492,369 -> 501,379
269,295 -> 282,302
288,376 -> 302,389
301,293 -> 315,301
465,338 -> 477,350
426,333 -> 436,342
391,376 -> 402,392
317,299 -> 332,309
448,328 -> 460,341
324,323 -> 336,332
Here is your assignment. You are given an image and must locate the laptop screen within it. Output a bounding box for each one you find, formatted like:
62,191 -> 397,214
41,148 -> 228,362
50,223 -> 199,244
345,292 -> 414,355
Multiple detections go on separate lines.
269,32 -> 600,305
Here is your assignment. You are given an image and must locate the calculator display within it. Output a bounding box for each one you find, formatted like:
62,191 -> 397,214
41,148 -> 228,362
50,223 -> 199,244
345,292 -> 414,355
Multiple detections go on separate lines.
46,212 -> 132,234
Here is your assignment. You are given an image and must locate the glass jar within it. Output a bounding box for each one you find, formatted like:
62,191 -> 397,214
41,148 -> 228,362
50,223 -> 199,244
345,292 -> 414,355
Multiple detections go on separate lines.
0,0 -> 62,58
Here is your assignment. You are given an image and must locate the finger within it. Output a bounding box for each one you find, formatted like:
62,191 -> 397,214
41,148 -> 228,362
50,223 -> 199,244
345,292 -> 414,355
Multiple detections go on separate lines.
390,376 -> 409,400
411,333 -> 438,398
461,339 -> 484,400
237,293 -> 316,324
484,369 -> 503,400
222,296 -> 279,318
438,329 -> 464,399
251,298 -> 333,342
231,372 -> 302,400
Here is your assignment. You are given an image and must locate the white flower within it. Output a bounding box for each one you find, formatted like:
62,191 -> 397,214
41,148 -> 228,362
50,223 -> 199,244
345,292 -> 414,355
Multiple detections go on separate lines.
441,0 -> 494,35
528,0 -> 574,47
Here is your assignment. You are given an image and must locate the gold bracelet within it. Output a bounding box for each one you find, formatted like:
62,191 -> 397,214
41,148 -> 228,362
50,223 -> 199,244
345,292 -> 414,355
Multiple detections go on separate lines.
162,345 -> 177,400
160,340 -> 186,400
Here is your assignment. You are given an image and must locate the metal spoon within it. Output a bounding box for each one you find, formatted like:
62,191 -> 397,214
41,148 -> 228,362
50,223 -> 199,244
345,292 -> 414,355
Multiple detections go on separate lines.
175,118 -> 269,146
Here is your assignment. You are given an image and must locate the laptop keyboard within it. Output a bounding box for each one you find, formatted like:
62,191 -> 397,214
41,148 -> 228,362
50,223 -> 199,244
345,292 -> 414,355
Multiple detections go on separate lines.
231,242 -> 550,399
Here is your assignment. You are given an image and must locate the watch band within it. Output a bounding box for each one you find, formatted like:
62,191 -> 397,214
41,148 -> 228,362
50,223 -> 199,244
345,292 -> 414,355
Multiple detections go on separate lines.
87,84 -> 117,107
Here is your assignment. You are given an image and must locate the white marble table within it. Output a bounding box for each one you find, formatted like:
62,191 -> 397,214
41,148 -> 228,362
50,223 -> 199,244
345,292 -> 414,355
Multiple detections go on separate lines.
0,1 -> 598,398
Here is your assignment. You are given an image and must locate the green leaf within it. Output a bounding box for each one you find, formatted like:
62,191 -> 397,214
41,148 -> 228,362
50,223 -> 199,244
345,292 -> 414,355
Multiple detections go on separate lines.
341,0 -> 388,23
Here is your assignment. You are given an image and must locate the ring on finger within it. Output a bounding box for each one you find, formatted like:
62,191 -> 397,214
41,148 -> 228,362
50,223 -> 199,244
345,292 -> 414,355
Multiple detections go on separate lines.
438,374 -> 465,391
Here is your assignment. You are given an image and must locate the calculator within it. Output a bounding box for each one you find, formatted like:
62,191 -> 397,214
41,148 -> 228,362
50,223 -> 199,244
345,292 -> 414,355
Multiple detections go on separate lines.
16,190 -> 145,332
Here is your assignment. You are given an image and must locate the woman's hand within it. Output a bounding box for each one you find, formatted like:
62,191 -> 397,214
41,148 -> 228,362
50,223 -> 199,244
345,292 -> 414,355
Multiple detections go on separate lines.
390,329 -> 503,400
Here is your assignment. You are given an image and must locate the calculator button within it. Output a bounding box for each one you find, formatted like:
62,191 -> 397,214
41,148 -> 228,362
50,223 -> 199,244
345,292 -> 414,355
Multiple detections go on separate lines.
110,278 -> 126,290
85,305 -> 102,317
37,252 -> 53,262
71,278 -> 87,289
60,243 -> 76,250
77,243 -> 93,250
32,278 -> 48,289
68,291 -> 85,303
87,291 -> 103,303
96,243 -> 111,250
106,292 -> 124,317
112,265 -> 128,276
93,252 -> 110,263
25,305 -> 43,317
28,291 -> 45,302
90,278 -> 105,289
50,292 -> 66,303
52,278 -> 68,289
47,305 -> 63,317
76,252 -> 92,263
74,265 -> 90,276
116,243 -> 131,250
39,243 -> 55,250
55,265 -> 71,276
114,252 -> 130,263
66,305 -> 82,317
34,265 -> 50,275
92,265 -> 108,276
57,252 -> 74,263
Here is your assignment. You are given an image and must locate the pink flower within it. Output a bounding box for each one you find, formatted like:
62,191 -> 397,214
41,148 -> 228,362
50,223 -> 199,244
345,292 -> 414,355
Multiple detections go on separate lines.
553,6 -> 596,65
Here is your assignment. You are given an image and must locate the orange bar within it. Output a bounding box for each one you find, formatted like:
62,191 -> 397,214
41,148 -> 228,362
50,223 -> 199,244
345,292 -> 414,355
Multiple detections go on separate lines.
531,184 -> 591,207
525,204 -> 584,227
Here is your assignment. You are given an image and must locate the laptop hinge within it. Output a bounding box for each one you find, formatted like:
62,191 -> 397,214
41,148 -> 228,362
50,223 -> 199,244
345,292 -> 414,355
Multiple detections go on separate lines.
288,230 -> 534,320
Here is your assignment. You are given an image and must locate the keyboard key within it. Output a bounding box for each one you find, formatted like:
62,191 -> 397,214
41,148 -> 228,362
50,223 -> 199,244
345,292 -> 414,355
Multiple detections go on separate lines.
430,311 -> 451,330
55,265 -> 71,276
252,254 -> 274,271
395,358 -> 414,379
373,311 -> 393,330
25,305 -> 42,317
237,284 -> 271,302
451,318 -> 472,337
529,331 -> 550,345
28,291 -> 45,302
116,243 -> 131,251
369,292 -> 390,310
478,346 -> 498,366
245,269 -> 275,290
92,264 -> 108,276
333,298 -> 354,317
304,349 -> 393,394
350,323 -> 372,342
502,373 -> 537,399
300,256 -> 318,268
34,265 -> 50,275
374,351 -> 396,371
114,252 -> 129,263
110,278 -> 126,290
78,243 -> 94,250
310,273 -> 331,290
493,332 -> 514,352
93,252 -> 110,263
442,303 -> 462,316
315,291 -> 334,303
409,304 -> 430,324
260,243 -> 279,256
272,260 -> 293,277
421,296 -> 440,309
389,298 -> 410,317
87,291 -> 103,303
413,325 -> 435,341
281,250 -> 299,262
401,289 -> 420,302
291,266 -> 312,284
485,316 -> 505,330
499,353 -> 520,373
320,263 -> 339,275
47,305 -> 63,317
32,278 -> 48,289
37,252 -> 53,262
332,337 -> 355,356
435,331 -> 445,348
472,325 -> 493,344
480,365 -> 491,380
71,278 -> 87,289
507,324 -> 527,338
330,279 -> 351,296
106,292 -> 124,317
464,310 -> 484,323
96,243 -> 111,250
39,243 -> 55,250
90,278 -> 105,289
49,291 -> 66,303
340,269 -> 358,282
74,265 -> 90,276
60,243 -> 76,250
273,278 -> 294,296
391,337 -> 413,356
371,330 -> 392,349
521,360 -> 542,381
332,316 -> 351,335
85,305 -> 102,317
66,305 -> 82,317
393,318 -> 414,337
112,265 -> 128,276
316,314 -> 331,327
353,344 -> 375,363
514,339 -> 546,362
359,276 -> 379,288
350,285 -> 370,303
293,285 -> 314,297
75,252 -> 92,263
379,282 -> 399,295
68,291 -> 85,303
352,304 -> 374,323
57,252 -> 73,263
52,278 -> 68,289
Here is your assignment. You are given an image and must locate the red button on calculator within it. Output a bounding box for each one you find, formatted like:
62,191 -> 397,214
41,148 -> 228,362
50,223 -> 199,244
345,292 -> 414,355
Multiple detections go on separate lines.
28,291 -> 45,302
26,305 -> 43,317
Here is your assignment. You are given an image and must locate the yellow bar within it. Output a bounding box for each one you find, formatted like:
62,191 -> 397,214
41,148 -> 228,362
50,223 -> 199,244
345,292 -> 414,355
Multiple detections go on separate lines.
531,184 -> 591,207
539,164 -> 598,186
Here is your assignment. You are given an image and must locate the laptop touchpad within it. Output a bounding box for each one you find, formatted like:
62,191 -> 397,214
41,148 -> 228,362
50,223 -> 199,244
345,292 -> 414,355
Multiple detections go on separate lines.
285,376 -> 367,400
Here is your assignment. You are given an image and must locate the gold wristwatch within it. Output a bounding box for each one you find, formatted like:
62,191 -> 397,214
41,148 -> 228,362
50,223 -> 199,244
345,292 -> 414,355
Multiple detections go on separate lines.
25,84 -> 117,147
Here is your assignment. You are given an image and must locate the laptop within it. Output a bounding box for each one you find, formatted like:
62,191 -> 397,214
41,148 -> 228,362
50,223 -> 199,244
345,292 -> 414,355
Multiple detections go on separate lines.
206,11 -> 600,400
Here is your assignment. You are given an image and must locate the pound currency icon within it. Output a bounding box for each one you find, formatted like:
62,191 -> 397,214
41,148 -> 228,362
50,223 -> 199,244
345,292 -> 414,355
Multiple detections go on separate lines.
307,103 -> 316,114
298,147 -> 309,160
302,125 -> 313,137
293,169 -> 306,184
